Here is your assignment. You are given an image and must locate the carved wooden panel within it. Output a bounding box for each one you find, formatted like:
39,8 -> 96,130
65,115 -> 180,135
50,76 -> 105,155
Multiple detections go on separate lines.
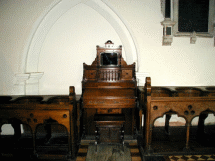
122,70 -> 133,80
84,70 -> 97,80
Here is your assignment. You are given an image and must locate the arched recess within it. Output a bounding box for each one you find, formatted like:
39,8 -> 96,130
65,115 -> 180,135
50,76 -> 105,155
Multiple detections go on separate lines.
190,110 -> 215,146
153,110 -> 186,135
35,120 -> 68,145
152,111 -> 187,151
23,0 -> 138,74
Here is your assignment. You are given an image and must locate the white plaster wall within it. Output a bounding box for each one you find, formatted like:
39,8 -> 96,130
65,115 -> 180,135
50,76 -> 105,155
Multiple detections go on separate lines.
0,0 -> 59,94
1,0 -> 215,94
38,3 -> 123,95
154,114 -> 215,126
108,0 -> 215,86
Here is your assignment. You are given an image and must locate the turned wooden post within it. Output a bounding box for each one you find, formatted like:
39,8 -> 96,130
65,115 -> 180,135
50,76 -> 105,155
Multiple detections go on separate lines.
69,86 -> 76,159
184,122 -> 191,151
144,77 -> 153,153
165,114 -> 171,134
31,127 -> 38,158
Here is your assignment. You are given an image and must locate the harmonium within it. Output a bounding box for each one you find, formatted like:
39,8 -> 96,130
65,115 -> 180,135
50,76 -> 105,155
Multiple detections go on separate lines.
81,40 -> 137,139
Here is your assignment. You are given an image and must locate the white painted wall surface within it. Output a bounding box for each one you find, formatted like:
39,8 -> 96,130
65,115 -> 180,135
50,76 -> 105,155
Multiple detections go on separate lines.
38,3 -> 123,95
0,0 -> 215,133
1,0 -> 215,94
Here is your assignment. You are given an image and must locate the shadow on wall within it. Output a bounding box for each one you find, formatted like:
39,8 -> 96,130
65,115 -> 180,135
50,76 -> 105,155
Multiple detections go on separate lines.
0,54 -> 15,95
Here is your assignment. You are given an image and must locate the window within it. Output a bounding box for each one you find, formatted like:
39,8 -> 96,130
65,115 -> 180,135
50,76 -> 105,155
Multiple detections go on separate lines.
173,0 -> 214,37
178,0 -> 209,32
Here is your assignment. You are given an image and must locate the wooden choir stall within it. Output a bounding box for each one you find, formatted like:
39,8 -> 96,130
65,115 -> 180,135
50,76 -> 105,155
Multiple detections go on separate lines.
0,87 -> 80,160
138,77 -> 215,156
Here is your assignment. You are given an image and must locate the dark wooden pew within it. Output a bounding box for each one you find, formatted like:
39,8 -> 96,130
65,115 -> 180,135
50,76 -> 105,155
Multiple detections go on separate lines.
139,77 -> 215,155
0,86 -> 80,160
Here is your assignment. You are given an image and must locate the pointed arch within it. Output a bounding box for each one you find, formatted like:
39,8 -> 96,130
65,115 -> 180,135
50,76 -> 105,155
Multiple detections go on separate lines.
22,0 -> 138,73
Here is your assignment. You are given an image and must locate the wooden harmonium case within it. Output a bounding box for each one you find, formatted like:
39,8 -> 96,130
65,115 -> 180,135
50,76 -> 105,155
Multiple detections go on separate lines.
82,88 -> 136,109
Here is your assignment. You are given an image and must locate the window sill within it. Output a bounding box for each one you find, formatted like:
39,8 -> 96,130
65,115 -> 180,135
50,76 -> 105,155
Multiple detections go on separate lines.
174,32 -> 213,38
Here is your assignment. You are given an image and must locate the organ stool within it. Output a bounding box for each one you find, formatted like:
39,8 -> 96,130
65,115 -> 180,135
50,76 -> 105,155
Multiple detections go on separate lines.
94,114 -> 125,152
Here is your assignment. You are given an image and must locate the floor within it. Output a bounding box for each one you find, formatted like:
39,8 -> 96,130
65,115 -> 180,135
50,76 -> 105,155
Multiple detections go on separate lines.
0,125 -> 215,161
164,154 -> 215,161
141,125 -> 215,161
149,125 -> 215,154
76,139 -> 141,161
